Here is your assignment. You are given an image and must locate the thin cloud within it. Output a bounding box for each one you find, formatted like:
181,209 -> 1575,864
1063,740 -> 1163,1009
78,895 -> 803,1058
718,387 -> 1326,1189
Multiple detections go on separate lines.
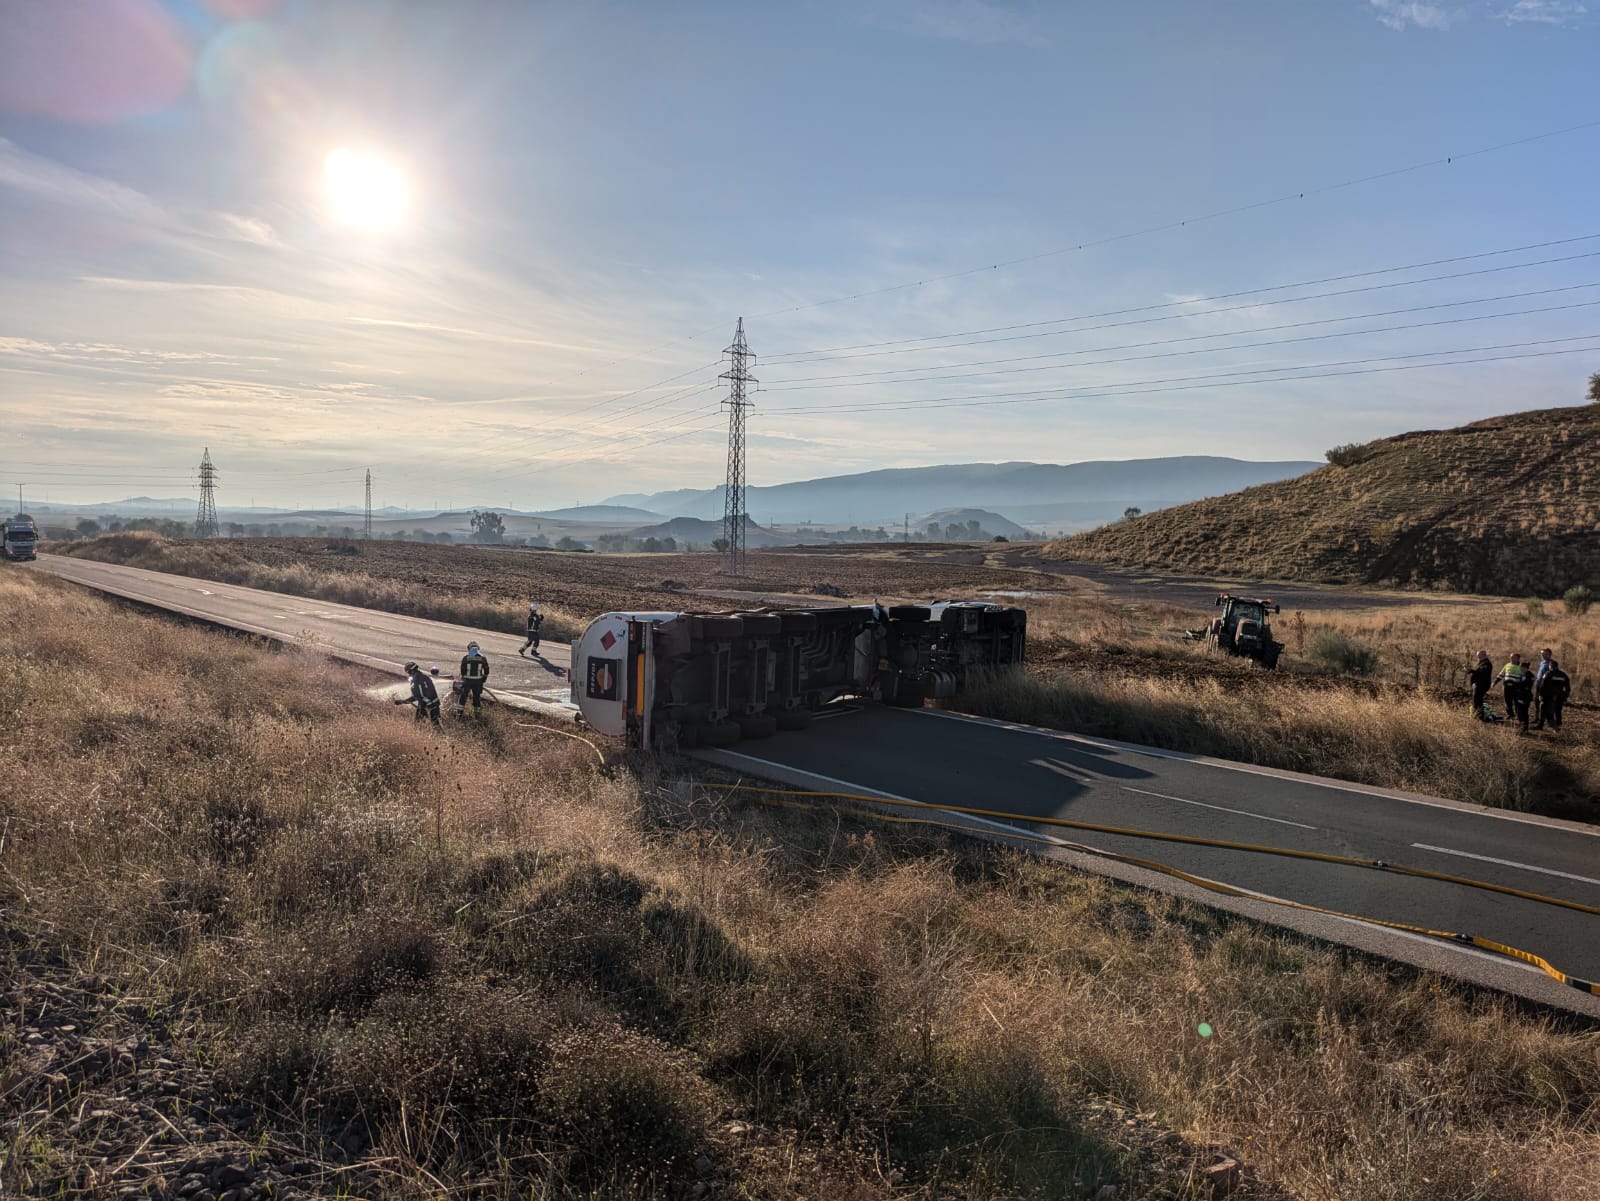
0,137 -> 275,246
1499,0 -> 1586,21
1368,0 -> 1456,29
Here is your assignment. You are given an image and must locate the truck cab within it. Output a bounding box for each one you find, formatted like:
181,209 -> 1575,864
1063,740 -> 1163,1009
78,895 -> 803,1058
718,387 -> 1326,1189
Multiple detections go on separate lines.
2,514 -> 39,562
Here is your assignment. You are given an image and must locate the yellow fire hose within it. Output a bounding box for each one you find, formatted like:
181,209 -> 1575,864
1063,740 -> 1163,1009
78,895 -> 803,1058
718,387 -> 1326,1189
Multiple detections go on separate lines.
696,781 -> 1600,998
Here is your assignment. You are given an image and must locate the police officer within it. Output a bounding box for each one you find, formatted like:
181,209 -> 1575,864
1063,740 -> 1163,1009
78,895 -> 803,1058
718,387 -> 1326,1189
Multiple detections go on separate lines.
460,641 -> 490,713
518,602 -> 544,657
1535,659 -> 1571,731
394,661 -> 441,726
1531,647 -> 1555,726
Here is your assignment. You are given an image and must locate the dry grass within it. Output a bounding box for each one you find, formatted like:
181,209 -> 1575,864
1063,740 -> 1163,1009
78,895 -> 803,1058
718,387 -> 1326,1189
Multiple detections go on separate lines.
4,571 -> 1600,1200
1011,593 -> 1600,819
1047,404 -> 1600,594
65,531 -> 586,641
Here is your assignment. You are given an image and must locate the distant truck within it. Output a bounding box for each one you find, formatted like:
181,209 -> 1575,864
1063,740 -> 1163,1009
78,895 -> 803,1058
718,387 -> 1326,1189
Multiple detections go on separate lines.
2,514 -> 39,562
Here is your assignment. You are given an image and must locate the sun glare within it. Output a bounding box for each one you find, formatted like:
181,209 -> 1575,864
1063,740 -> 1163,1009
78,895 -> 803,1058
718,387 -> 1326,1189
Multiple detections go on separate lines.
323,147 -> 409,232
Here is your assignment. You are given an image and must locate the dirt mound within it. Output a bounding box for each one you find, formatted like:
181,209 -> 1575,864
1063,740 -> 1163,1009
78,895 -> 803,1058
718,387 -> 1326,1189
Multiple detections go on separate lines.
1042,404 -> 1600,595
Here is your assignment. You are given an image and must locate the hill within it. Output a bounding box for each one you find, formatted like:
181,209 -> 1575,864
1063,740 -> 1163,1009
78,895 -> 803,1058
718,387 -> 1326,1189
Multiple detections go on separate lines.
914,507 -> 1030,539
534,504 -> 663,522
1042,405 -> 1600,595
605,457 -> 1318,527
624,515 -> 791,548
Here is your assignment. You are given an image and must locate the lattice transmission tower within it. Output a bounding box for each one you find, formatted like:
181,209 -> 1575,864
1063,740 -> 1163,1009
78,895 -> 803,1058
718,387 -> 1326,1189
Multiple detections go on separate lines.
719,318 -> 757,576
364,469 -> 373,540
195,447 -> 220,538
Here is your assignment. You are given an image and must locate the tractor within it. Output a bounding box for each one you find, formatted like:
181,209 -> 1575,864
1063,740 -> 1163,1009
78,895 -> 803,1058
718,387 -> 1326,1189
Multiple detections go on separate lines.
1201,593 -> 1284,669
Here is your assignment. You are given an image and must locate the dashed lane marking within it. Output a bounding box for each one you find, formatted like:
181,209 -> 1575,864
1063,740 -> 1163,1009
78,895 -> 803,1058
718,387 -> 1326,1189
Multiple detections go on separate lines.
1410,843 -> 1600,888
1123,786 -> 1317,830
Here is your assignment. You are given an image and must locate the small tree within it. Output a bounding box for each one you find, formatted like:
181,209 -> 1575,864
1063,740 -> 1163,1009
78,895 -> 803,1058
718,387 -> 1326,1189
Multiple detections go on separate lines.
1587,370 -> 1600,404
1325,442 -> 1375,468
470,509 -> 505,544
1565,584 -> 1595,615
1123,506 -> 1142,521
75,518 -> 101,538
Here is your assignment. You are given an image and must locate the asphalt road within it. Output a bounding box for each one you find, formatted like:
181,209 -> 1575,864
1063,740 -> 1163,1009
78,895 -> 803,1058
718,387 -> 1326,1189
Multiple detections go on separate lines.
30,554 -> 572,706
694,706 -> 1600,1014
31,553 -> 1600,1014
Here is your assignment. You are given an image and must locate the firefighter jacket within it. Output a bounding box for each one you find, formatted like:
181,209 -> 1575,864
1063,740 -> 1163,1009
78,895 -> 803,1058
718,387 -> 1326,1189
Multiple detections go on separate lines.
461,652 -> 490,681
410,674 -> 439,707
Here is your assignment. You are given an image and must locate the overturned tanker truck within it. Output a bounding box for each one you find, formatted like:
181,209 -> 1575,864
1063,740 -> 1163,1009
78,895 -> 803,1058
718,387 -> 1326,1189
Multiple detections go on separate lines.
571,601 -> 1026,750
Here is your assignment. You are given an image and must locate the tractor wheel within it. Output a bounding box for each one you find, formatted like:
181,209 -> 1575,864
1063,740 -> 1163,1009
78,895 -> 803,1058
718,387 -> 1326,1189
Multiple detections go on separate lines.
737,713 -> 779,739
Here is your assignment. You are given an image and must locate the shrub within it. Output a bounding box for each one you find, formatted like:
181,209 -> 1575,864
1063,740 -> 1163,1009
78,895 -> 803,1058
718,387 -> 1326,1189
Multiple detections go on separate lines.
1324,442 -> 1376,468
1564,584 -> 1595,616
1524,598 -> 1546,621
1306,628 -> 1380,675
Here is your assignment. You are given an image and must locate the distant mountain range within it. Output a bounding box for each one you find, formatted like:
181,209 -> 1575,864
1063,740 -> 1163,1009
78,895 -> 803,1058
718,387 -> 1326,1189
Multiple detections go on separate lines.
604,457 -> 1320,531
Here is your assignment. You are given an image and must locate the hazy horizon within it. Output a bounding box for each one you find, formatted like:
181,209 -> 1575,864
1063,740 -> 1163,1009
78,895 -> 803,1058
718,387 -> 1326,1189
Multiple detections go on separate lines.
3,0 -> 1596,508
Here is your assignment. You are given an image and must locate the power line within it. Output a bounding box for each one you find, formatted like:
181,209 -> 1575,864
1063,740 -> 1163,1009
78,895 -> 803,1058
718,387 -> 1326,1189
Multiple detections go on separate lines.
195,448 -> 219,538
765,243 -> 1600,366
742,118 -> 1600,326
760,288 -> 1600,392
762,334 -> 1600,417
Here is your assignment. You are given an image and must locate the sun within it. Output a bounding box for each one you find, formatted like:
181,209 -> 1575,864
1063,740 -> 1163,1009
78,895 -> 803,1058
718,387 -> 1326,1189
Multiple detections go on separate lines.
323,147 -> 409,232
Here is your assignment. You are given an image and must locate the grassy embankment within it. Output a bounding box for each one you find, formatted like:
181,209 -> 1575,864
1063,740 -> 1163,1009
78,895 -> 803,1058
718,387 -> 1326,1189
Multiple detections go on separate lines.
64,530 -> 585,643
1006,595 -> 1600,819
1044,404 -> 1600,595
4,571 -> 1600,1199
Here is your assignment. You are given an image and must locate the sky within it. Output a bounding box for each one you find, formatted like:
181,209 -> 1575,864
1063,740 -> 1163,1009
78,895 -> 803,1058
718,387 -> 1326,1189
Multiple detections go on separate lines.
1,0 -> 1597,511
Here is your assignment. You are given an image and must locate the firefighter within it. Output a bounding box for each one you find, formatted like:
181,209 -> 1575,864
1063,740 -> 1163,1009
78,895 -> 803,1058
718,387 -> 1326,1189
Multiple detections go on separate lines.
1535,659 -> 1571,731
394,661 -> 441,726
1465,650 -> 1492,721
518,602 -> 544,657
1495,653 -> 1531,732
460,641 -> 490,712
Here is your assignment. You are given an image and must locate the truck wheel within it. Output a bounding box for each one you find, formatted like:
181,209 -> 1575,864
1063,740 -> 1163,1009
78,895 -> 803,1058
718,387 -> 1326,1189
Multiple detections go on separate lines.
734,613 -> 782,638
737,713 -> 778,739
778,611 -> 819,634
698,721 -> 741,747
774,707 -> 813,731
675,722 -> 702,749
888,605 -> 931,622
696,616 -> 744,640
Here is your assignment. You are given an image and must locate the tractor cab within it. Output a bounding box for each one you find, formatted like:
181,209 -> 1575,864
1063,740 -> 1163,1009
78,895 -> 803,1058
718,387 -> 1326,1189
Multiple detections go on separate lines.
1206,593 -> 1284,668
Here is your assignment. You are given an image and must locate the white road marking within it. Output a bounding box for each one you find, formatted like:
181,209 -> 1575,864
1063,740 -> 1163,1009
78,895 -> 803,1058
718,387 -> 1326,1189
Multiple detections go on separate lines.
1122,786 -> 1316,830
912,708 -> 1600,838
196,588 -> 212,595
1410,843 -> 1600,888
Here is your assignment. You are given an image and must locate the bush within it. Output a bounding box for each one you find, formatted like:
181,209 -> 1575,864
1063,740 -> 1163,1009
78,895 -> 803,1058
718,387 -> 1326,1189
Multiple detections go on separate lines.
1306,629 -> 1380,675
1564,584 -> 1595,616
1325,442 -> 1376,468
